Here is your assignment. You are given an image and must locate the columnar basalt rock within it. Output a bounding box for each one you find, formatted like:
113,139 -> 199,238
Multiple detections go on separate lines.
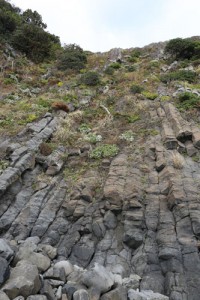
1,98 -> 200,300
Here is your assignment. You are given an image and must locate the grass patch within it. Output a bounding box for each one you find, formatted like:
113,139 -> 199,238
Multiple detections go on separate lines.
89,144 -> 119,159
177,92 -> 200,110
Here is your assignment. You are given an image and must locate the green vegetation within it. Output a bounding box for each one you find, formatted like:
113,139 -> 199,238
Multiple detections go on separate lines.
127,114 -> 141,123
80,71 -> 100,86
119,130 -> 135,142
165,38 -> 200,60
84,133 -> 102,144
130,84 -> 144,94
109,62 -> 121,69
57,44 -> 87,71
0,0 -> 60,63
142,91 -> 158,100
128,49 -> 141,62
177,92 -> 200,110
160,70 -> 197,84
90,144 -> 119,159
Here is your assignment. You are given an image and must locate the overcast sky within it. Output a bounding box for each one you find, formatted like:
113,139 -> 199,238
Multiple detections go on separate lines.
11,0 -> 200,52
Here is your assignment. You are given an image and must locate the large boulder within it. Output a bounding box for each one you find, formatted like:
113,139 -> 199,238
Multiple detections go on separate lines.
0,291 -> 10,300
73,289 -> 90,300
81,263 -> 114,294
14,242 -> 50,272
2,260 -> 41,299
128,289 -> 169,300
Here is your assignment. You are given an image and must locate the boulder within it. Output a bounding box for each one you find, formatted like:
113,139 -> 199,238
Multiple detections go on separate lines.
54,260 -> 74,277
0,291 -> 10,300
14,242 -> 50,272
81,263 -> 114,294
0,238 -> 14,261
40,280 -> 56,300
128,289 -> 169,300
2,260 -> 41,299
100,286 -> 127,300
27,297 -> 47,300
73,289 -> 90,300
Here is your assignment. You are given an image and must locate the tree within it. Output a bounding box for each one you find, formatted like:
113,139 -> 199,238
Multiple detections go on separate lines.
57,44 -> 87,71
12,24 -> 60,63
165,38 -> 196,60
0,0 -> 21,36
22,9 -> 47,29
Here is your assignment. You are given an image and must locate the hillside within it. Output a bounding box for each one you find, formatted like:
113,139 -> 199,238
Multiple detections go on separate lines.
1,5 -> 200,300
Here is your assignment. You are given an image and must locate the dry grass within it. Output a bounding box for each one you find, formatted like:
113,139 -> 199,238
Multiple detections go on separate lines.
172,151 -> 185,169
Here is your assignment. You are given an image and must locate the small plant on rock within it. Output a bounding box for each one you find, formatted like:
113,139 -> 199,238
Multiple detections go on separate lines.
84,133 -> 102,144
119,130 -> 135,142
89,144 -> 119,159
142,91 -> 158,100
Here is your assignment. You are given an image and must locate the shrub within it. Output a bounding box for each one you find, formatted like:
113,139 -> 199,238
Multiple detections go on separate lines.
109,62 -> 121,69
51,102 -> 70,113
142,91 -> 158,100
90,144 -> 119,159
160,70 -> 197,84
12,24 -> 60,63
39,142 -> 53,156
177,92 -> 200,110
80,71 -> 100,86
57,44 -> 87,71
104,66 -> 115,75
165,37 -> 200,61
165,38 -> 196,60
130,84 -> 144,94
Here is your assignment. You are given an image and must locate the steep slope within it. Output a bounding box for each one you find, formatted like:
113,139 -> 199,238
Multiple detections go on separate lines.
1,42 -> 200,300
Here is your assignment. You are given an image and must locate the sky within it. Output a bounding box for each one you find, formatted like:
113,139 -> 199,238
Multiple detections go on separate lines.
10,0 -> 200,52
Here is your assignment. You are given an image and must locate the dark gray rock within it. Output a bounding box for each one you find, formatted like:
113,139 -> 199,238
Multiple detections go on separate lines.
103,211 -> 117,229
2,260 -> 41,299
123,228 -> 143,249
0,257 -> 10,285
40,280 -> 56,300
100,286 -> 127,300
0,238 -> 14,261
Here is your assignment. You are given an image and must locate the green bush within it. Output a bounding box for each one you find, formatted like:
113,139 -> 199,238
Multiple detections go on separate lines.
104,66 -> 115,75
12,24 -> 60,63
177,92 -> 200,110
57,44 -> 87,71
142,91 -> 158,100
80,71 -> 100,86
165,37 -> 200,60
109,62 -> 121,69
130,84 -> 144,94
90,144 -> 119,159
160,70 -> 197,84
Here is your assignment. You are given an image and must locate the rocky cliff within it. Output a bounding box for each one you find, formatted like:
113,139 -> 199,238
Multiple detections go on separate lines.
1,43 -> 200,300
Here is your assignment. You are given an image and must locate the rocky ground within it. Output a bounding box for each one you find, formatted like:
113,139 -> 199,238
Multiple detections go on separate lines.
1,44 -> 200,300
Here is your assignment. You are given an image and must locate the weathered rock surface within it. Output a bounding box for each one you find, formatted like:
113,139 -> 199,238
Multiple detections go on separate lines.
1,93 -> 200,300
2,260 -> 41,298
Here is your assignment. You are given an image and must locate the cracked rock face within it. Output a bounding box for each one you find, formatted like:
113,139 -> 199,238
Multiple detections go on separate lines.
1,92 -> 200,300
